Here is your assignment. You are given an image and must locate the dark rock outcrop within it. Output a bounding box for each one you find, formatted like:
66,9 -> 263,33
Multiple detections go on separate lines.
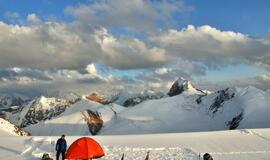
196,94 -> 207,104
227,112 -> 243,130
83,109 -> 103,135
111,91 -> 164,107
19,96 -> 75,127
0,118 -> 31,136
123,94 -> 164,107
86,93 -> 111,105
168,78 -> 189,97
209,88 -> 235,114
14,125 -> 31,136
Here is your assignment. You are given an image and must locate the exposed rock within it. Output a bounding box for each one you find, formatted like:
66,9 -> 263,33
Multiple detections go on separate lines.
0,117 -> 31,136
168,77 -> 206,97
168,78 -> 189,97
196,94 -> 205,104
13,125 -> 31,136
18,96 -> 75,127
83,109 -> 103,135
123,94 -> 164,107
227,112 -> 243,130
111,91 -> 164,107
209,88 -> 235,114
85,93 -> 111,105
110,91 -> 129,106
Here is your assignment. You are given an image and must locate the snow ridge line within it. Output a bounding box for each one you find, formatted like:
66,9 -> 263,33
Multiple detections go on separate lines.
210,150 -> 270,155
251,130 -> 270,142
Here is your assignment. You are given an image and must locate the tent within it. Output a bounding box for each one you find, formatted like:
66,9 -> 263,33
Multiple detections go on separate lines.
66,137 -> 105,159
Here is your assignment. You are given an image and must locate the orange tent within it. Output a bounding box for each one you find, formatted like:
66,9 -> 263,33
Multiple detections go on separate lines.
65,137 -> 105,159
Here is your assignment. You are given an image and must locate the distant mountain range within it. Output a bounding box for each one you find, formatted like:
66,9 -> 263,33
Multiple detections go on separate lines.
1,77 -> 269,136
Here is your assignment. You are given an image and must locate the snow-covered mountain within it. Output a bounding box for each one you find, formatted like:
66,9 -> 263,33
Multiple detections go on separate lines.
0,118 -> 30,136
168,77 -> 207,96
6,96 -> 79,128
25,99 -> 125,136
2,77 -> 270,136
111,90 -> 165,107
0,93 -> 28,109
0,93 -> 29,115
101,85 -> 269,135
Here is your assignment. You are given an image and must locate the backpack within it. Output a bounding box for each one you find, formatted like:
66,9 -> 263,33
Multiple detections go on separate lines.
41,153 -> 53,160
203,153 -> 213,160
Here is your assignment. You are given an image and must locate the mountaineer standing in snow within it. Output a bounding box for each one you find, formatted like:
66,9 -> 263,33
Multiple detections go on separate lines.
56,134 -> 67,160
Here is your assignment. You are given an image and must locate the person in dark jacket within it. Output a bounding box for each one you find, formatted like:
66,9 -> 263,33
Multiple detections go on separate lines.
56,134 -> 67,160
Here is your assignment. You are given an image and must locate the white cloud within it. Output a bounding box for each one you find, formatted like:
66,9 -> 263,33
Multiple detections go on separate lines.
86,64 -> 97,75
3,11 -> 24,25
65,0 -> 193,32
4,11 -> 20,19
155,67 -> 171,75
0,20 -> 166,70
151,25 -> 270,70
95,28 -> 166,69
27,13 -> 41,25
1,1 -> 270,95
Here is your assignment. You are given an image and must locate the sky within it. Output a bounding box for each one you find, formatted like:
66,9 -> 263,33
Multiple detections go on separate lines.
0,0 -> 269,97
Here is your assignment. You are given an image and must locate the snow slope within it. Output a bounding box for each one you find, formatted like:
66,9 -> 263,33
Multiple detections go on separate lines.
100,86 -> 270,135
111,90 -> 165,107
0,93 -> 28,109
25,99 -> 125,136
1,129 -> 270,160
0,118 -> 30,136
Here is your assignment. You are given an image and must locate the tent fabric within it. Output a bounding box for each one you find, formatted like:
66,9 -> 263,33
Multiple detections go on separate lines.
66,137 -> 105,159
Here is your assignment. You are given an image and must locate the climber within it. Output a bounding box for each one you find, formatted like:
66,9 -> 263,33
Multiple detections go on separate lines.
55,134 -> 67,160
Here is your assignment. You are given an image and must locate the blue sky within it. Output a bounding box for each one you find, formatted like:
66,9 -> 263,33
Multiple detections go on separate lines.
0,0 -> 269,94
0,0 -> 77,22
184,0 -> 270,36
1,0 -> 270,35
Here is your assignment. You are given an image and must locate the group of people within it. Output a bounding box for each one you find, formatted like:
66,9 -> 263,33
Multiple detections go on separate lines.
54,134 -> 213,160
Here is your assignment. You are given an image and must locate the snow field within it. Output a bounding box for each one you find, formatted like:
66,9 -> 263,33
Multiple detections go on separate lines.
1,129 -> 270,160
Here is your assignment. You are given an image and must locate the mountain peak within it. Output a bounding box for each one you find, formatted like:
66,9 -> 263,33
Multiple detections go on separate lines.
37,96 -> 48,105
85,92 -> 111,105
168,77 -> 200,97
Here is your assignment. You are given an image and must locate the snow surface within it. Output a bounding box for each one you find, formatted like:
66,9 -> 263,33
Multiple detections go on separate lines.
1,129 -> 270,160
101,86 -> 270,134
0,118 -> 18,136
0,118 -> 29,136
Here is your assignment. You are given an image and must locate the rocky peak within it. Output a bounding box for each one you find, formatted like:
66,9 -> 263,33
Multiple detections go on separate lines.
17,96 -> 75,127
209,88 -> 236,114
85,93 -> 111,105
168,77 -> 198,97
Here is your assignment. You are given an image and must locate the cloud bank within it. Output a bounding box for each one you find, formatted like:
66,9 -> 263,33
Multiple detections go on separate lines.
0,0 -> 269,96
